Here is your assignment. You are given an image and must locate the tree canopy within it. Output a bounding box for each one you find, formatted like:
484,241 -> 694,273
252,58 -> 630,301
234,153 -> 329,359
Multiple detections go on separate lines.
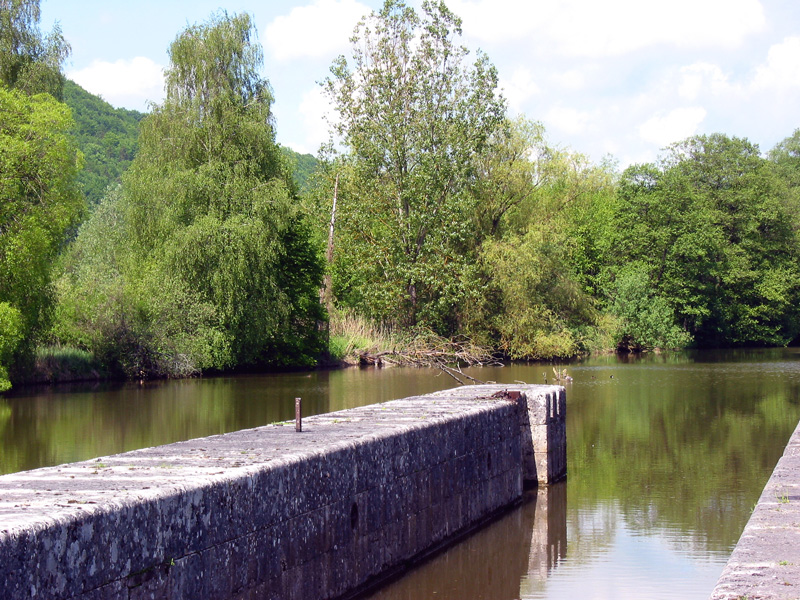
0,0 -> 70,98
0,86 -> 84,385
54,12 -> 325,377
608,134 -> 800,348
323,0 -> 506,332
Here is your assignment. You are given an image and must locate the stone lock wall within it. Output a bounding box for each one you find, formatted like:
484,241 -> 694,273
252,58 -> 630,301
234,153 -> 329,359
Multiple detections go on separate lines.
709,417 -> 800,599
0,384 -> 565,600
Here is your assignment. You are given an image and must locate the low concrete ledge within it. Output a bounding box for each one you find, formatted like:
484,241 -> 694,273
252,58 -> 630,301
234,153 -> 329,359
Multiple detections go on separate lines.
710,418 -> 800,599
0,384 -> 565,600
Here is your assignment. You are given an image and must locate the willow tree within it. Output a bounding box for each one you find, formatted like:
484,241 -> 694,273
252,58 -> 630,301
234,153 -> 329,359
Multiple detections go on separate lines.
0,87 -> 83,387
323,0 -> 506,332
0,0 -> 78,389
0,0 -> 70,98
55,12 -> 324,376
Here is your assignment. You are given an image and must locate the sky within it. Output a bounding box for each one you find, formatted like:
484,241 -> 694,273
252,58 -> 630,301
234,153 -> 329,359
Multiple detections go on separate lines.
40,0 -> 800,167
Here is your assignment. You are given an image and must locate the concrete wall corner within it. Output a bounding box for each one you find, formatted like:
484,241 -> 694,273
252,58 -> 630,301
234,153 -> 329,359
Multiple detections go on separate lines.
518,386 -> 567,486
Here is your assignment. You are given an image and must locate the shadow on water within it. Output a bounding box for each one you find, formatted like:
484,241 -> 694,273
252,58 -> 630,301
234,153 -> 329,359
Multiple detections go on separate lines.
362,484 -> 568,600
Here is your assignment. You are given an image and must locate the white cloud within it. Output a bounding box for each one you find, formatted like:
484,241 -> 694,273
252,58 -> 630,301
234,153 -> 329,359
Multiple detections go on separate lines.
287,86 -> 335,154
450,0 -> 765,56
753,37 -> 800,91
68,57 -> 163,111
678,63 -> 731,100
446,0 -> 542,42
551,69 -> 586,91
264,0 -> 370,61
500,67 -> 540,113
545,106 -> 594,136
638,107 -> 707,146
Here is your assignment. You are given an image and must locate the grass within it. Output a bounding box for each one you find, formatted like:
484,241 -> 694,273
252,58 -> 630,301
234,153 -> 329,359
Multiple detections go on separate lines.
327,308 -> 498,371
327,309 -> 402,364
32,345 -> 103,383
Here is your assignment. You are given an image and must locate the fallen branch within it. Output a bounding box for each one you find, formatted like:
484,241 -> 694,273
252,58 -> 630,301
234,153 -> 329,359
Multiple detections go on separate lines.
356,332 -> 501,385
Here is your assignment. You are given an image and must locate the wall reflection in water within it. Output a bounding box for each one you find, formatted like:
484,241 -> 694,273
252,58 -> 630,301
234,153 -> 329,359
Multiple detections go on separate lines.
363,483 -> 567,600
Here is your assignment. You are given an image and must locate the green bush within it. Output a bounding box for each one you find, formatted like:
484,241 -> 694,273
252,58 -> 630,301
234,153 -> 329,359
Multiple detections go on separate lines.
607,264 -> 691,351
0,303 -> 23,391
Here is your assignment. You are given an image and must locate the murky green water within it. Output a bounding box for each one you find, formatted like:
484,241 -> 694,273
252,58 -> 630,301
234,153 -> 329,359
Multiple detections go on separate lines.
3,348 -> 800,599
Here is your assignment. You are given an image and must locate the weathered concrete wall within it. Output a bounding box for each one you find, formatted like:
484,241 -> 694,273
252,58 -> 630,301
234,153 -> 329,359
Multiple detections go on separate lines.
710,418 -> 800,599
0,384 -> 565,600
520,386 -> 566,485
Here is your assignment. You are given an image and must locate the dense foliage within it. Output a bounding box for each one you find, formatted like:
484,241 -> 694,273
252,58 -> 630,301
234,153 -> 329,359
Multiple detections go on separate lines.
0,0 -> 84,389
0,0 -> 69,98
62,80 -> 144,206
0,86 -> 84,387
319,1 -> 800,357
53,12 -> 325,378
323,0 -> 506,332
608,134 -> 800,349
4,0 -> 800,389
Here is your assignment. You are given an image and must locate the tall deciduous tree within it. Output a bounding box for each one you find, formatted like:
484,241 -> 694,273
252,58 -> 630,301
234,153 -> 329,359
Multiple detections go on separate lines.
323,0 -> 506,331
55,12 -> 324,376
480,138 -> 616,358
769,129 -> 800,232
0,0 -> 70,98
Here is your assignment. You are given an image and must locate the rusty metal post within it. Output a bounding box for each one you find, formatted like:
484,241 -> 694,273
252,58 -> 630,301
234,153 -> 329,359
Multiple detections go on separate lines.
295,397 -> 302,432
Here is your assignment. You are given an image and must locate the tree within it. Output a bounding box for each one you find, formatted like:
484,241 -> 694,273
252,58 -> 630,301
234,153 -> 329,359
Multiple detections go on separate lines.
609,134 -> 800,348
606,263 -> 691,351
0,0 -> 70,98
0,86 -> 84,382
769,129 -> 800,232
54,12 -> 325,376
471,116 -> 549,239
479,138 -> 616,358
0,303 -> 22,391
323,0 -> 506,331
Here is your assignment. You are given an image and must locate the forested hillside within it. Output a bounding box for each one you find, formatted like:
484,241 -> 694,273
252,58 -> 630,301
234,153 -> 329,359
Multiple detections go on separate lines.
63,81 -> 319,206
62,80 -> 144,206
281,146 -> 318,194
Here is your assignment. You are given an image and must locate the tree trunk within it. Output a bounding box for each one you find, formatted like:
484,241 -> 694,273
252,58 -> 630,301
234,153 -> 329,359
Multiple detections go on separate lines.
321,174 -> 338,312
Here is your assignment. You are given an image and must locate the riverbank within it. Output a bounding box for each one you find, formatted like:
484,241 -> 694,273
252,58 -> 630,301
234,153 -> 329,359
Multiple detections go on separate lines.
710,417 -> 800,599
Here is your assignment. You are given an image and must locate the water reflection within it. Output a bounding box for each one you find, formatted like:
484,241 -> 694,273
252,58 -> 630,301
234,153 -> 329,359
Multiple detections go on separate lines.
0,368 -> 460,474
364,485 -> 567,600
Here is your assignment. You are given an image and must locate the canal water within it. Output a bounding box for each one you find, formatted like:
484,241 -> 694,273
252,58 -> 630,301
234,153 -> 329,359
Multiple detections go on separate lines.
2,348 -> 800,599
